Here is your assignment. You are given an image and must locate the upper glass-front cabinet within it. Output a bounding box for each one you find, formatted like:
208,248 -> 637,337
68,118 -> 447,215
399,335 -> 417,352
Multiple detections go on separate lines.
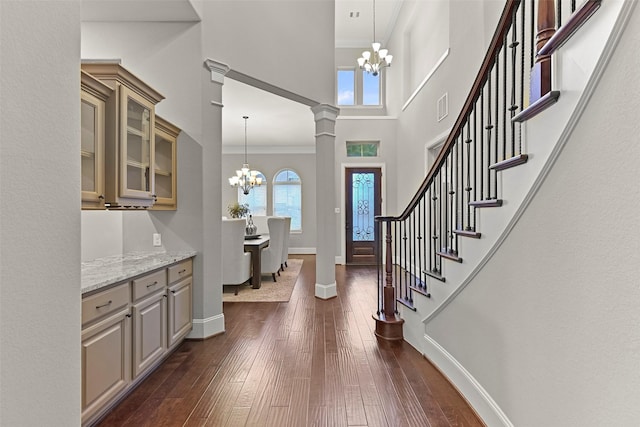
120,86 -> 155,200
80,71 -> 112,209
152,116 -> 180,210
81,62 -> 165,208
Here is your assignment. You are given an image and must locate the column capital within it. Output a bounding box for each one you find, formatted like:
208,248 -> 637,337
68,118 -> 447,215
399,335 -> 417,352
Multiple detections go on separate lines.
204,59 -> 230,84
311,103 -> 340,122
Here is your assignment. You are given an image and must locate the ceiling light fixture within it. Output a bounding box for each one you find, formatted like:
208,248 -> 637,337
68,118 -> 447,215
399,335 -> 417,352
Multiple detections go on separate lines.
228,116 -> 262,195
357,0 -> 393,76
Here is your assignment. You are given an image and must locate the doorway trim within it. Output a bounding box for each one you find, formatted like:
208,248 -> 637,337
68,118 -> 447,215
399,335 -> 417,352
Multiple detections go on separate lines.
338,162 -> 386,265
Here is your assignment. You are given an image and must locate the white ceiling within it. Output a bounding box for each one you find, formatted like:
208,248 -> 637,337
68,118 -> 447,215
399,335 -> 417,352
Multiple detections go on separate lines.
81,0 -> 403,150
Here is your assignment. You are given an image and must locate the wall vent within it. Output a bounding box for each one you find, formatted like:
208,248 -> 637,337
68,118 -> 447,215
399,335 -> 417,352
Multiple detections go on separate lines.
437,93 -> 448,122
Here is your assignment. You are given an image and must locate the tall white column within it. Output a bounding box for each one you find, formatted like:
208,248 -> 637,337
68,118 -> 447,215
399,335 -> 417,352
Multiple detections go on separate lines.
189,59 -> 230,338
312,104 -> 340,299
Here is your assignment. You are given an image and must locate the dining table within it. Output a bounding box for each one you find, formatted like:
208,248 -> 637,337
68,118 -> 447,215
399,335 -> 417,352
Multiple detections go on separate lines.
243,235 -> 270,288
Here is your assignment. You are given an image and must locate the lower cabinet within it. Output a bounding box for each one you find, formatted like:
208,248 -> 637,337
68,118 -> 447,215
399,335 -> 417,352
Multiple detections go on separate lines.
81,307 -> 131,423
81,257 -> 193,426
168,276 -> 193,348
132,291 -> 167,378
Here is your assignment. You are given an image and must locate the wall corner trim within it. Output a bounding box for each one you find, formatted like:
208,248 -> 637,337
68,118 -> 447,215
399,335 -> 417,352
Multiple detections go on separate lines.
315,282 -> 337,299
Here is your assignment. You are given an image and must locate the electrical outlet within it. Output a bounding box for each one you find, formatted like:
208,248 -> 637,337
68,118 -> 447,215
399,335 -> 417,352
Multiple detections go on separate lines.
153,233 -> 162,247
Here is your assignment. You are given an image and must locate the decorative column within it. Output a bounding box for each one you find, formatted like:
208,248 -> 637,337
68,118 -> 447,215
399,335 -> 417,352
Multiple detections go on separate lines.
188,59 -> 230,339
312,104 -> 340,300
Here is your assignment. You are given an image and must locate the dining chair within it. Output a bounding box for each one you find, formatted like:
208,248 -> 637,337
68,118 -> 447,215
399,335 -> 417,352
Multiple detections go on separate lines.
222,218 -> 252,294
260,217 -> 285,281
280,216 -> 291,271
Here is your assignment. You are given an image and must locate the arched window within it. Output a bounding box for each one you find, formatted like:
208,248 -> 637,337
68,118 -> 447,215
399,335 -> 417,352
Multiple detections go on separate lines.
238,172 -> 267,216
273,169 -> 301,231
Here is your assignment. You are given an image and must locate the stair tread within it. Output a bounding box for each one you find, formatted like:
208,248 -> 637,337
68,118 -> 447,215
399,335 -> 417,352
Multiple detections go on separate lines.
424,269 -> 446,282
512,91 -> 560,123
409,284 -> 431,298
437,251 -> 463,263
490,154 -> 529,171
454,229 -> 482,239
469,199 -> 503,208
396,297 -> 417,311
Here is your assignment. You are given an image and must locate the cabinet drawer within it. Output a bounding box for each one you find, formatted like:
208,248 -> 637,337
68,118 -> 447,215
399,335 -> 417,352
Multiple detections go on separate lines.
168,259 -> 192,283
132,269 -> 166,301
82,282 -> 130,326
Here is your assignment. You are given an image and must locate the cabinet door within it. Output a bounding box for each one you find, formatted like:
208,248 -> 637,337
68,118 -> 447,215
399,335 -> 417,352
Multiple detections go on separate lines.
81,307 -> 131,423
152,117 -> 178,210
81,90 -> 105,208
132,291 -> 167,378
119,85 -> 155,201
168,277 -> 192,348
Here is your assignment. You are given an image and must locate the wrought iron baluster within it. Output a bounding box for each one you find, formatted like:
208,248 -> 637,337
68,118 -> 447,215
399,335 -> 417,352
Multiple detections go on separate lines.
480,89 -> 485,200
485,72 -> 493,200
503,33 -> 508,160
465,120 -> 473,231
431,180 -> 438,274
557,0 -> 562,29
494,54 -> 499,198
473,104 -> 478,229
520,2 -> 526,153
509,7 -> 519,156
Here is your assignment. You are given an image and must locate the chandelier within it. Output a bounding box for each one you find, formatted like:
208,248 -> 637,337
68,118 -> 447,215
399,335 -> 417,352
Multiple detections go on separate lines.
357,0 -> 393,76
228,116 -> 262,195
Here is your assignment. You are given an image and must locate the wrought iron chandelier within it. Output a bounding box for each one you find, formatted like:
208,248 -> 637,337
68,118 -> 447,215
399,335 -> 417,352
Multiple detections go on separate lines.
228,116 -> 262,195
357,0 -> 393,76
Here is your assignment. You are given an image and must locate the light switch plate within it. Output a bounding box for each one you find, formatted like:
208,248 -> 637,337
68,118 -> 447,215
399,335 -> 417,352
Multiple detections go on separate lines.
153,233 -> 162,247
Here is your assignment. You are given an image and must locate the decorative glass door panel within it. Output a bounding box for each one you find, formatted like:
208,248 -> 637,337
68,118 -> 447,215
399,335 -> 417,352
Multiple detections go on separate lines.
120,87 -> 154,200
352,173 -> 375,242
346,168 -> 382,264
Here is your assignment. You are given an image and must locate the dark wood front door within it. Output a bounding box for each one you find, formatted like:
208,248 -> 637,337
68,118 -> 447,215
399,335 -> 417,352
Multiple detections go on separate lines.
346,168 -> 382,265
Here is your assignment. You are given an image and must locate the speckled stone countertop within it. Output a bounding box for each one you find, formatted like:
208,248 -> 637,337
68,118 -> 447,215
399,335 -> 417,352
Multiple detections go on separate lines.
81,251 -> 197,295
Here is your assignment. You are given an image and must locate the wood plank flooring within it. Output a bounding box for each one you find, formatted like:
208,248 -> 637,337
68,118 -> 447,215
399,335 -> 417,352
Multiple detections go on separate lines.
97,255 -> 483,427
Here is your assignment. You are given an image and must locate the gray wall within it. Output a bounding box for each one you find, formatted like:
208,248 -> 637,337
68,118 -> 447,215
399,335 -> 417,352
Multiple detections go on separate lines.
1,1 -> 82,424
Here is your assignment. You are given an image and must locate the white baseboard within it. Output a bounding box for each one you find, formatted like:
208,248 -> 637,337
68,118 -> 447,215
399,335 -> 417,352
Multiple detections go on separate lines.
423,334 -> 513,427
315,282 -> 337,299
289,247 -> 315,254
335,255 -> 345,265
188,313 -> 225,339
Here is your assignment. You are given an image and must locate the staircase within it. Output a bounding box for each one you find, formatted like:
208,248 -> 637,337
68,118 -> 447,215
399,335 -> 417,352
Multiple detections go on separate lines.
373,0 -> 635,424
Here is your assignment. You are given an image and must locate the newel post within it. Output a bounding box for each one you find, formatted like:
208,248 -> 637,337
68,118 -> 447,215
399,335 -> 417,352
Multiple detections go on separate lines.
383,221 -> 395,318
530,0 -> 556,103
373,219 -> 404,341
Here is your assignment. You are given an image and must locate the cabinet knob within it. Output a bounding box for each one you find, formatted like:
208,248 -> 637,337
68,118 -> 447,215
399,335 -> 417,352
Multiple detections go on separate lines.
98,194 -> 105,200
146,281 -> 158,288
126,313 -> 132,318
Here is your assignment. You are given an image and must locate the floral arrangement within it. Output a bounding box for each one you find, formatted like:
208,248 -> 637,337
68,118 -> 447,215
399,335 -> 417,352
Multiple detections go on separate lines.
227,202 -> 250,218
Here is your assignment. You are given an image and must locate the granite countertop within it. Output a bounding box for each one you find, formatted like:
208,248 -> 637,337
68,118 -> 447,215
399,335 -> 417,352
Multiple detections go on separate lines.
81,251 -> 197,295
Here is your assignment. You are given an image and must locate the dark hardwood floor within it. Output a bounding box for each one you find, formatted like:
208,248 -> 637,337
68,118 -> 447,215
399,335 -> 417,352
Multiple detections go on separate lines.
97,255 -> 483,426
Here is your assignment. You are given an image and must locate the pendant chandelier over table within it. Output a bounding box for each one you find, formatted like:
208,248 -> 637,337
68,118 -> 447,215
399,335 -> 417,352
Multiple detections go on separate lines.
228,115 -> 262,195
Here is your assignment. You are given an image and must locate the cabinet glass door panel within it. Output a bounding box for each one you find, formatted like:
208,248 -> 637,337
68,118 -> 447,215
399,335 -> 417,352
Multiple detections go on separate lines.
80,89 -> 105,208
120,87 -> 154,200
154,134 -> 172,199
81,100 -> 97,192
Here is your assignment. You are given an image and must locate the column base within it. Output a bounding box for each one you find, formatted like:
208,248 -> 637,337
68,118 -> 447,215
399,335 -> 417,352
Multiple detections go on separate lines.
315,282 -> 337,300
373,312 -> 404,341
187,313 -> 225,339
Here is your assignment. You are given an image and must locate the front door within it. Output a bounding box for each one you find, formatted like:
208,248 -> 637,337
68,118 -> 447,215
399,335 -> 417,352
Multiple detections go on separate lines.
345,168 -> 382,265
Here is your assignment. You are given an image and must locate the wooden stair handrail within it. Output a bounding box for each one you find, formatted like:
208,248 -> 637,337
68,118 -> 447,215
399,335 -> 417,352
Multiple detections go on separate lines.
377,0 -> 521,223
